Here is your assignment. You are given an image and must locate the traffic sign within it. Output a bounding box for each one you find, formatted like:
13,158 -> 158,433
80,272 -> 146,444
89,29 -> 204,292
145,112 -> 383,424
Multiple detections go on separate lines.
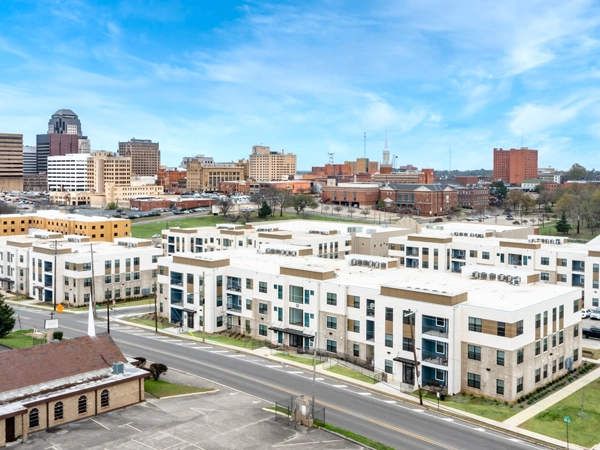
45,319 -> 59,329
564,416 -> 571,423
57,304 -> 64,313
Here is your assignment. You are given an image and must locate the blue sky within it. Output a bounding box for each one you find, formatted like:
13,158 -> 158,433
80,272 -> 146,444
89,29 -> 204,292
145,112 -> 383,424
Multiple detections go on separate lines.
1,0 -> 599,171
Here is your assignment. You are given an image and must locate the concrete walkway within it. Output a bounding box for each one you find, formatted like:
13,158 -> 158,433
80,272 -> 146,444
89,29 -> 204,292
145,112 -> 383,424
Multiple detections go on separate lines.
113,317 -> 591,449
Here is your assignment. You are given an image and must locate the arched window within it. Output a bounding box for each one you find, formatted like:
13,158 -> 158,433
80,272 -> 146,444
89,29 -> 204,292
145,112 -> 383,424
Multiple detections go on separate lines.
78,395 -> 87,414
29,408 -> 39,428
54,401 -> 64,421
100,389 -> 109,407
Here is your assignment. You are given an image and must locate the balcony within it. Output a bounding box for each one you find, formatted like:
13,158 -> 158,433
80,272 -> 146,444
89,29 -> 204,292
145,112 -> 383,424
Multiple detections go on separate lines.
422,316 -> 448,339
406,247 -> 419,257
227,302 -> 242,312
226,284 -> 241,292
422,350 -> 448,366
572,274 -> 585,287
451,250 -> 465,260
572,261 -> 585,272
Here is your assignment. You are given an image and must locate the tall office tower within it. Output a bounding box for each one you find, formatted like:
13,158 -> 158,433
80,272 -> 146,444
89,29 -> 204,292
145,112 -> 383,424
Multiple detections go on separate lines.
47,153 -> 90,192
0,134 -> 24,191
36,134 -> 79,173
48,109 -> 82,136
118,138 -> 160,177
249,145 -> 296,181
87,151 -> 131,193
493,147 -> 538,186
23,145 -> 37,175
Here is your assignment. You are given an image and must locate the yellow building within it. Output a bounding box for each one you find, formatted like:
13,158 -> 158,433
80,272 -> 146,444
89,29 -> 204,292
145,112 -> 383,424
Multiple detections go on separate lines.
0,212 -> 130,242
249,145 -> 296,181
186,159 -> 248,192
87,151 -> 132,192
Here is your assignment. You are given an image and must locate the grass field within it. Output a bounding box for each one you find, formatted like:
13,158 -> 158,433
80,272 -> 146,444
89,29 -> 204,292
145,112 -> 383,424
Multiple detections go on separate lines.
0,329 -> 41,348
326,365 -> 378,384
520,378 -> 600,448
275,353 -> 322,366
124,316 -> 172,329
420,392 -> 521,422
583,348 -> 600,359
144,379 -> 214,398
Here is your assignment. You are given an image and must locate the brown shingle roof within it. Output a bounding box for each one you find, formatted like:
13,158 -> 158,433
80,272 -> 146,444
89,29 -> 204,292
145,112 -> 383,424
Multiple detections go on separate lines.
0,333 -> 126,393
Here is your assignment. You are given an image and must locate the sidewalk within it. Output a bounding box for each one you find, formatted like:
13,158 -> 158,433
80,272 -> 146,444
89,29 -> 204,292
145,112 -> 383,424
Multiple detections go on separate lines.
115,316 -> 588,449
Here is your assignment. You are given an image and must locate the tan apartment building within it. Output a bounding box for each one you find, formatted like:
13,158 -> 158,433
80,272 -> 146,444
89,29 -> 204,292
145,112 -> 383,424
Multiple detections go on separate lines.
0,133 -> 24,192
249,145 -> 296,181
186,159 -> 248,192
118,138 -> 160,177
88,151 -> 131,192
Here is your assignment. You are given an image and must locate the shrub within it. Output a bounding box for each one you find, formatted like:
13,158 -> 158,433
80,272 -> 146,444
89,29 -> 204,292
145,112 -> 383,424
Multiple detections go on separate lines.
53,330 -> 63,340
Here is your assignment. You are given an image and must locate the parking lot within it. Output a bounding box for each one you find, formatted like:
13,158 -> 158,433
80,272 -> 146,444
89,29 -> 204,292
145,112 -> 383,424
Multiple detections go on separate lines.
582,316 -> 600,349
25,370 -> 363,450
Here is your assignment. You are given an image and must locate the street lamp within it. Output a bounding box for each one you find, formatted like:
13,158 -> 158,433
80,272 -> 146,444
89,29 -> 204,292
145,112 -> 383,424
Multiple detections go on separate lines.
104,288 -> 111,334
564,415 -> 570,449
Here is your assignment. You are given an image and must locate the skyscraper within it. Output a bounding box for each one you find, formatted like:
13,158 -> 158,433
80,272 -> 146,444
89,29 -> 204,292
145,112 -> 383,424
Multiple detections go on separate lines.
23,145 -> 37,175
48,109 -> 82,136
248,145 -> 296,181
118,138 -> 160,177
493,147 -> 538,186
0,133 -> 24,191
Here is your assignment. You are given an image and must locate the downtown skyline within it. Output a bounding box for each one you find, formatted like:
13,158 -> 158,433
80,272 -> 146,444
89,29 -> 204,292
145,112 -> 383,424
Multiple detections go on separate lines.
1,0 -> 599,170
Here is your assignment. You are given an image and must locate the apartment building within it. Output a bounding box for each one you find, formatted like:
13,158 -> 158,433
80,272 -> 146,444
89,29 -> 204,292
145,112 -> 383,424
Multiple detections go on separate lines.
456,185 -> 490,209
0,234 -> 161,305
493,147 -> 538,186
0,133 -> 23,192
47,153 -> 90,192
388,225 -> 600,309
249,146 -> 296,181
161,220 -> 409,258
157,248 -> 581,402
118,138 -> 160,177
0,212 -> 130,242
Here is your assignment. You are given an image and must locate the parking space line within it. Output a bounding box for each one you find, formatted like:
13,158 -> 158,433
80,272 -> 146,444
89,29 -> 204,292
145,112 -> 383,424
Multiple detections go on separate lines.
159,431 -> 205,449
130,439 -> 157,449
118,422 -> 142,433
89,417 -> 110,430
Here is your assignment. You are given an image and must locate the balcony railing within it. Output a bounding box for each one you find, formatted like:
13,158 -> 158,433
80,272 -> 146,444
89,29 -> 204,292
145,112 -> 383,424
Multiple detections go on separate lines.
227,303 -> 242,312
226,284 -> 242,292
422,326 -> 448,339
422,351 -> 448,366
451,252 -> 465,260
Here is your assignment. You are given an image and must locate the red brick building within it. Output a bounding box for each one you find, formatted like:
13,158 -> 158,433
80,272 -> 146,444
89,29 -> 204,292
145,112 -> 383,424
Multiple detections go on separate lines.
383,183 -> 457,216
157,167 -> 187,193
493,147 -> 538,186
457,186 -> 489,209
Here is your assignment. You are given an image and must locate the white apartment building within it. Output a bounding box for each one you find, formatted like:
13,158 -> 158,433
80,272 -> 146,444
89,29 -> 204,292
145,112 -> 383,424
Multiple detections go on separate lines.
157,247 -> 582,402
0,234 -> 161,306
388,224 -> 600,309
162,220 -> 411,258
47,153 -> 90,192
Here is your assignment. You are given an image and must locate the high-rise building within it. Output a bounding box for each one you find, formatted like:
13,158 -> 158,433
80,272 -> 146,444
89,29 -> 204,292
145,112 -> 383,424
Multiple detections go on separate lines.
47,153 -> 90,192
118,138 -> 160,177
23,145 -> 37,175
249,145 -> 296,181
48,109 -> 82,136
0,133 -> 24,191
36,133 -> 79,173
87,151 -> 131,193
493,147 -> 538,186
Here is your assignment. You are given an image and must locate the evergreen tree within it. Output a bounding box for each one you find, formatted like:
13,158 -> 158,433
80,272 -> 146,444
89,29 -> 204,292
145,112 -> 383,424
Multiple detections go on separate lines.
258,201 -> 272,219
555,211 -> 571,235
0,294 -> 15,338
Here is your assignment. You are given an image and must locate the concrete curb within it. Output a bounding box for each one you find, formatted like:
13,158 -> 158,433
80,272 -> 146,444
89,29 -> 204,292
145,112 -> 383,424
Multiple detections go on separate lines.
157,389 -> 219,400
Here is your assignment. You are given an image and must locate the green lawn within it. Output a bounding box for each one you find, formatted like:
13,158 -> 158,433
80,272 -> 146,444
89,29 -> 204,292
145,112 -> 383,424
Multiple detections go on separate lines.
0,329 -> 42,348
583,348 -> 600,360
520,378 -> 600,448
144,379 -> 214,398
275,353 -> 322,366
326,365 -> 378,384
420,392 -> 521,422
124,316 -> 172,329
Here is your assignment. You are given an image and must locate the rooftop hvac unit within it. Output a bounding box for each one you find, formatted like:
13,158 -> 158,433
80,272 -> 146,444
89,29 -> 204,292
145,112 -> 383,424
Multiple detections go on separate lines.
112,361 -> 125,375
480,272 -> 487,280
506,275 -> 513,283
374,262 -> 380,269
357,259 -> 363,266
292,251 -> 297,256
368,261 -> 374,268
556,241 -> 562,245
381,263 -> 387,269
351,259 -> 357,266
471,271 -> 479,279
489,273 -> 496,281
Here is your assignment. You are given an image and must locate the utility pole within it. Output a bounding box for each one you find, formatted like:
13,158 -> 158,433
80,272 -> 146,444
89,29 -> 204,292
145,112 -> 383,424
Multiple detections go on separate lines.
154,282 -> 158,334
52,239 -> 58,312
89,243 -> 97,319
202,271 -> 206,343
312,332 -> 317,422
406,309 -> 423,405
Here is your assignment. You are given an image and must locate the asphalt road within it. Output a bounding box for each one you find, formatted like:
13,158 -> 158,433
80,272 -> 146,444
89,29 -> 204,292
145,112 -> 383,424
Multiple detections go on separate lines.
14,305 -> 550,450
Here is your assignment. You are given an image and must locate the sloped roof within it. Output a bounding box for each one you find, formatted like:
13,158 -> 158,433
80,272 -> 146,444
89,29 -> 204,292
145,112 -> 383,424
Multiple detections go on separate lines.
0,333 -> 126,393
387,183 -> 450,191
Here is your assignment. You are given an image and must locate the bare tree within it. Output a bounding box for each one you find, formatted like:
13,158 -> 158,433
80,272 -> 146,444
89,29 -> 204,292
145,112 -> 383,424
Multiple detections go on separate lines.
334,205 -> 343,215
240,209 -> 253,223
0,203 -> 17,215
347,207 -> 354,218
360,208 -> 370,218
217,198 -> 233,217
322,205 -> 330,215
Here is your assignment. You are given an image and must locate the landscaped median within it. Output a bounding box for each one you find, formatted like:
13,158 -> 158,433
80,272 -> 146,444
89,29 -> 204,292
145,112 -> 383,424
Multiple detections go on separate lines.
0,329 -> 50,349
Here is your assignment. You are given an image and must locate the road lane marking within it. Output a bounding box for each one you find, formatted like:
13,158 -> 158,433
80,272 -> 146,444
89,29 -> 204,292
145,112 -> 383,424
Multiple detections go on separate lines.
332,385 -> 347,388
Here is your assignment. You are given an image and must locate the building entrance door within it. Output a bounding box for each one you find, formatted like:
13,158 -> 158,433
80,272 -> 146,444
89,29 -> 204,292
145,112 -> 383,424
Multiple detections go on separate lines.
5,416 -> 15,442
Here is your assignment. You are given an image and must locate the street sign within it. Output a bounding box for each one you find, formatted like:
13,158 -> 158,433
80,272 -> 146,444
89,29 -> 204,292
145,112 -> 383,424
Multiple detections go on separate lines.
45,319 -> 59,329
564,416 -> 571,423
57,304 -> 64,313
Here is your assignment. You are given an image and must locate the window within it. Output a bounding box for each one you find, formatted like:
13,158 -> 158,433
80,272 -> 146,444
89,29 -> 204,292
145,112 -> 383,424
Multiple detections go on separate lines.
543,337 -> 548,352
105,275 -> 111,284
468,345 -> 481,361
497,322 -> 505,337
467,373 -> 480,389
385,333 -> 393,347
126,273 -> 131,281
187,293 -> 194,304
558,274 -> 567,283
516,320 -> 523,336
574,348 -> 579,362
543,311 -> 548,325
384,359 -> 393,374
259,324 -> 267,336
497,350 -> 505,366
353,344 -> 360,357
535,368 -> 541,383
115,274 -> 121,283
436,341 -> 446,354
468,317 -> 482,332
535,313 -> 541,328
78,395 -> 87,414
552,333 -> 557,348
385,308 -> 394,321
216,275 -> 222,286
516,377 -> 523,393
541,257 -> 549,265
482,251 -> 490,260
541,272 -> 549,281
535,340 -> 541,356
54,401 -> 64,420
496,379 -> 504,395
559,330 -> 564,345
559,258 -> 567,267
351,296 -> 360,308
575,324 -> 579,337
289,307 -> 303,325
105,260 -> 111,269
246,278 -> 252,289
217,316 -> 223,327
543,364 -> 548,379
259,281 -> 267,293
559,305 -> 564,319
559,356 -> 564,370
553,360 -> 557,374
134,272 -> 140,280
573,299 -> 580,313
326,316 -> 337,329
134,286 -> 140,295
246,299 -> 252,310
29,408 -> 39,428
422,247 -> 429,256
326,339 -> 337,353
133,257 -> 140,266
517,348 -> 524,364
259,302 -> 267,315
327,292 -> 337,306
402,337 -> 413,352
289,285 -> 303,303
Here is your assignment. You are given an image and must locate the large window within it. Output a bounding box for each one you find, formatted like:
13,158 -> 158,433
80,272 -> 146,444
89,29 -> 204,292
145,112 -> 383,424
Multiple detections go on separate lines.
29,408 -> 39,428
467,373 -> 481,389
259,281 -> 267,293
289,285 -> 303,303
468,345 -> 481,361
326,316 -> 337,329
78,395 -> 87,414
497,350 -> 505,366
326,293 -> 337,306
259,302 -> 268,315
54,401 -> 64,420
326,339 -> 337,353
258,324 -> 267,336
289,307 -> 303,325
468,317 -> 482,332
541,257 -> 549,265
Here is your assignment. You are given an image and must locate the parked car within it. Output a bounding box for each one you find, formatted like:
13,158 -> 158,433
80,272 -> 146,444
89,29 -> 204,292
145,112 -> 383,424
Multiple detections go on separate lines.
590,309 -> 600,320
582,308 -> 592,319
506,216 -> 514,220
152,234 -> 161,239
583,327 -> 600,339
